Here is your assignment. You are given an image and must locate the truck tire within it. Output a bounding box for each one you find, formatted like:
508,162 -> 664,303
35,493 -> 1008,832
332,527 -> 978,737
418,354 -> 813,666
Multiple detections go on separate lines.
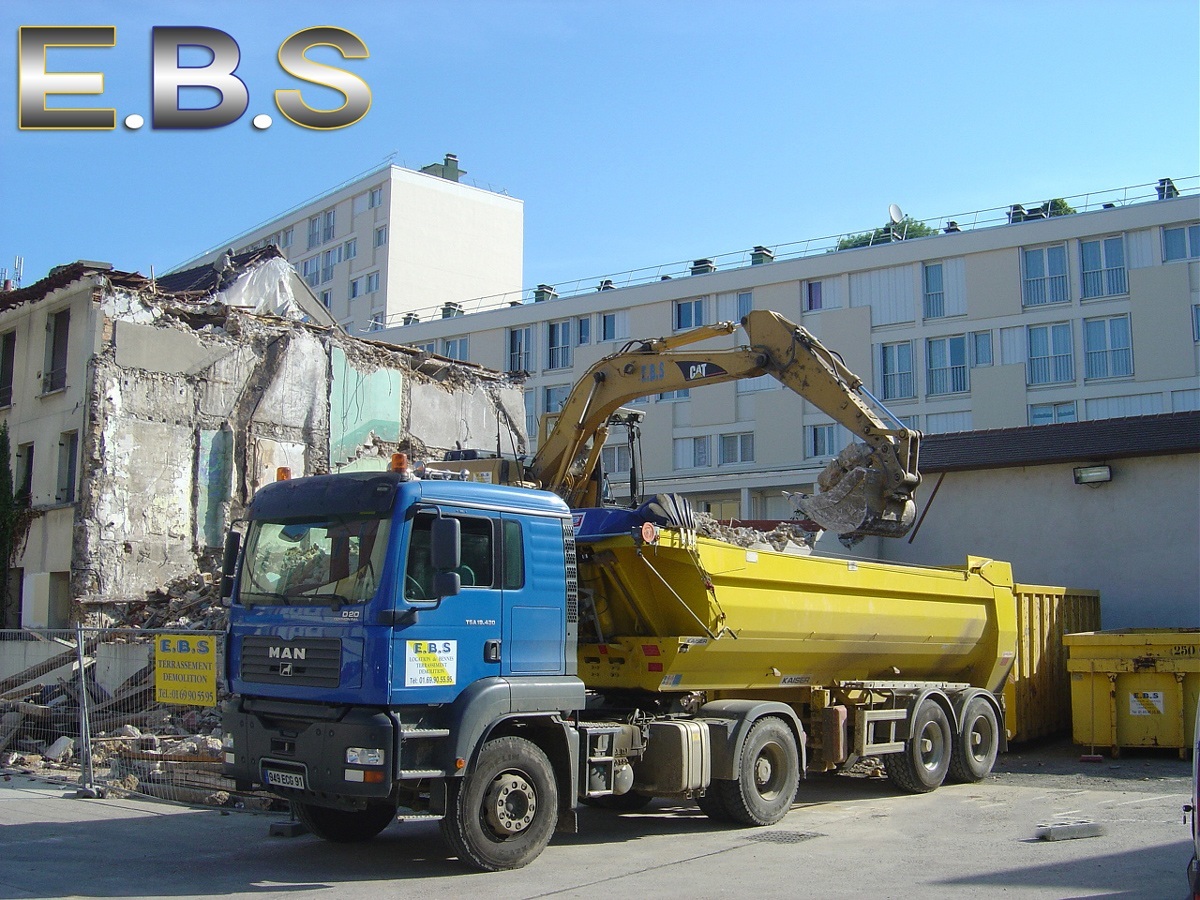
716,717 -> 799,826
948,696 -> 999,783
439,736 -> 558,871
291,800 -> 397,842
885,699 -> 952,793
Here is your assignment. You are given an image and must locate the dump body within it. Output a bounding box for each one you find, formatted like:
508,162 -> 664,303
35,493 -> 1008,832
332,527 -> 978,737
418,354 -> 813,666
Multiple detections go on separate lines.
575,519 -> 1018,696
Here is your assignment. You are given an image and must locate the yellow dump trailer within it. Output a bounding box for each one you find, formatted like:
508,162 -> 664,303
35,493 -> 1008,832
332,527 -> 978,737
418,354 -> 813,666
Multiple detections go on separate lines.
575,527 -> 1019,787
1066,628 -> 1200,757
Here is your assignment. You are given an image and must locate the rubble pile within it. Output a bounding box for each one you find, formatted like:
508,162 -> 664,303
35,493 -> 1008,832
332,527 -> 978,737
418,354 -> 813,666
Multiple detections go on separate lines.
695,513 -> 819,554
83,572 -> 227,631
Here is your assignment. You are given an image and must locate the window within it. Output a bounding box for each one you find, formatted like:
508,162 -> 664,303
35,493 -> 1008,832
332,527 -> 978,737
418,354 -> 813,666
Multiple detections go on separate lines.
673,436 -> 710,469
1163,224 -> 1200,261
719,432 -> 754,465
322,209 -> 335,243
343,238 -> 357,260
301,256 -> 320,288
16,442 -> 33,501
971,331 -> 993,367
43,308 -> 70,393
1029,401 -> 1077,426
923,263 -> 945,318
1080,236 -> 1127,298
547,320 -> 572,369
524,390 -> 536,439
320,290 -> 332,308
368,313 -> 386,332
404,513 -> 493,599
279,227 -> 293,249
926,335 -> 968,395
374,225 -> 388,248
880,341 -> 914,400
601,311 -> 628,342
1194,305 -> 1200,343
807,424 -> 836,458
56,431 -> 78,504
321,247 -> 339,283
736,291 -> 752,321
658,389 -> 690,401
805,281 -> 822,311
674,298 -> 704,330
366,272 -> 380,293
1021,244 -> 1068,306
1027,323 -> 1073,385
442,337 -> 468,361
544,385 -> 570,417
508,326 -> 533,372
369,186 -> 383,208
307,215 -> 321,249
413,340 -> 436,354
1084,315 -> 1132,379
0,331 -> 15,407
501,520 -> 524,591
349,277 -> 362,299
576,316 -> 590,346
601,444 -> 631,474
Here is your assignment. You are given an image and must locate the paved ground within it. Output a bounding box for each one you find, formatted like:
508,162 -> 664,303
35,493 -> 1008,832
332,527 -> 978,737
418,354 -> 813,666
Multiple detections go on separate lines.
0,740 -> 1192,900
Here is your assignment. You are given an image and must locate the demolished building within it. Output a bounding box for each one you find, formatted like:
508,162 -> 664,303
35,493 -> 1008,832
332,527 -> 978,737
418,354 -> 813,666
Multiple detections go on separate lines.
0,247 -> 527,629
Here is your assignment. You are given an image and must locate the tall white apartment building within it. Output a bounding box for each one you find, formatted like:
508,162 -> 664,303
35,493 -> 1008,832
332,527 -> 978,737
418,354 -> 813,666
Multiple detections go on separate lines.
378,177 -> 1200,627
173,155 -> 523,335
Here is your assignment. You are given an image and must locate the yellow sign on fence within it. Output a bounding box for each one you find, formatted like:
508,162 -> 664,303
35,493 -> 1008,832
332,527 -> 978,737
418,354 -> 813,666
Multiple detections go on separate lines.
154,635 -> 217,706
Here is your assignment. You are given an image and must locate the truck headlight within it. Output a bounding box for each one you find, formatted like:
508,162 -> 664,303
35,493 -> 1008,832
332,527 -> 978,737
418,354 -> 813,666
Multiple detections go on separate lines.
346,747 -> 384,766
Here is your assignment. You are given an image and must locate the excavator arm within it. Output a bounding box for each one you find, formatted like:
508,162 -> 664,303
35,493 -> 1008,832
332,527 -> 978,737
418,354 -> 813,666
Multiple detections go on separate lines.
529,309 -> 921,539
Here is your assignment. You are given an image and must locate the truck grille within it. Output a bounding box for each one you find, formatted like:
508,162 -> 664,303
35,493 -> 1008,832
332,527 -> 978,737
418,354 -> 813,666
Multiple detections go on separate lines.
240,636 -> 341,687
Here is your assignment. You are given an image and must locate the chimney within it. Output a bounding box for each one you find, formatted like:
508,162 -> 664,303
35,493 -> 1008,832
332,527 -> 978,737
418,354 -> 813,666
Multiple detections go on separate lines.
421,153 -> 466,183
402,312 -> 420,325
1,280 -> 13,292
597,279 -> 614,291
750,246 -> 774,265
1157,177 -> 1179,200
690,259 -> 715,275
534,284 -> 558,302
441,302 -> 463,318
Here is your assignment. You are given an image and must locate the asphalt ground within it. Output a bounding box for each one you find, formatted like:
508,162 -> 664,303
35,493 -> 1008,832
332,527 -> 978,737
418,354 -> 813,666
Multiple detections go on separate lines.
0,738 -> 1192,900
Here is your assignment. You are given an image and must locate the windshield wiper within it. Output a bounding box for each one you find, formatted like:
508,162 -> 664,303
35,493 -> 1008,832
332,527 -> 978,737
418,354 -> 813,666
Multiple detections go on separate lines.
297,591 -> 355,611
239,590 -> 291,608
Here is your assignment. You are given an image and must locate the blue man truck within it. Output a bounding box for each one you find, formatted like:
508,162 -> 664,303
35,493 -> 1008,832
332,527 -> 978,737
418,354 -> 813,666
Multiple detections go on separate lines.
222,313 -> 1017,870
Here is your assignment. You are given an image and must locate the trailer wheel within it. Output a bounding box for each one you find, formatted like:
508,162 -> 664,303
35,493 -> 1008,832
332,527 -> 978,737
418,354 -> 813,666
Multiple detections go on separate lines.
717,717 -> 799,826
948,696 -> 999,783
291,800 -> 397,842
439,736 -> 558,871
885,699 -> 952,793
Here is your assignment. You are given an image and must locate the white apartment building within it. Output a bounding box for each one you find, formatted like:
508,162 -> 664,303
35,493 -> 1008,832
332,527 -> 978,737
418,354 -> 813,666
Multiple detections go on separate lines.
173,155 -> 523,336
378,178 -> 1200,627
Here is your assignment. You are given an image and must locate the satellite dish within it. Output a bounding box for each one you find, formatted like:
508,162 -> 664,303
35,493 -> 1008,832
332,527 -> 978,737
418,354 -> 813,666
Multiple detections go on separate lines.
888,203 -> 904,224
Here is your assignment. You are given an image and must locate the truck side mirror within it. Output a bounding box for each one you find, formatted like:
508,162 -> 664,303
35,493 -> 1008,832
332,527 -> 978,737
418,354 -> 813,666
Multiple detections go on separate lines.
430,517 -> 461,571
433,571 -> 461,599
220,531 -> 241,602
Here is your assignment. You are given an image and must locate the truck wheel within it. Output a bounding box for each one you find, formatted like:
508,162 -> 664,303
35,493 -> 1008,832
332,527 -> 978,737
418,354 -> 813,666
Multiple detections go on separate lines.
696,788 -> 733,822
948,696 -> 999,783
291,800 -> 397,842
439,736 -> 558,871
885,699 -> 952,793
716,717 -> 800,826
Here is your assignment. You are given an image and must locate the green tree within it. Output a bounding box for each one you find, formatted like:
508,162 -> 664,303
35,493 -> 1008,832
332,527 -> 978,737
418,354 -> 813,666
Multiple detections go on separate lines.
1048,198 -> 1076,217
837,216 -> 937,251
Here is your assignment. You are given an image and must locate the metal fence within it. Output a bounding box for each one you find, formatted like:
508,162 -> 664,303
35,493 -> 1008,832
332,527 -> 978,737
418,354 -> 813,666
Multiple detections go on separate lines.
0,627 -> 280,811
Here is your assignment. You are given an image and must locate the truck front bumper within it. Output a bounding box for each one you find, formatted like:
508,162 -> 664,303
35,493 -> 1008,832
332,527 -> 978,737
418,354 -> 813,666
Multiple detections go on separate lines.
222,698 -> 396,804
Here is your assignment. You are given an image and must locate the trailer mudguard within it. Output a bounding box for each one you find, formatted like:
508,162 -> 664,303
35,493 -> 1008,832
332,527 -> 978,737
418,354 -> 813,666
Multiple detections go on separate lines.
698,699 -> 807,780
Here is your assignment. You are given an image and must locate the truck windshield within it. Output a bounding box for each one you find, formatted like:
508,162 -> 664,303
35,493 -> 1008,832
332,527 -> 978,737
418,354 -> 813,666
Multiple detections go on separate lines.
238,515 -> 392,607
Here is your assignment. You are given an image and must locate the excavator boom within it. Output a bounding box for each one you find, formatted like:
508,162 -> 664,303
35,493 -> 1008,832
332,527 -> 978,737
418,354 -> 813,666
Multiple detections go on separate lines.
526,309 -> 921,539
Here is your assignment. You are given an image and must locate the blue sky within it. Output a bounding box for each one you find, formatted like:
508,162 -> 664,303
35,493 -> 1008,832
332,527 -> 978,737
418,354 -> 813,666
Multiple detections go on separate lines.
1,1 -> 1197,289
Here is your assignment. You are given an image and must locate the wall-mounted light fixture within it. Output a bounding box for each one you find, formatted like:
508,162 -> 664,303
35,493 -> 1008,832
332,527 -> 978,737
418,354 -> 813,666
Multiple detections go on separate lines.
1073,465 -> 1112,486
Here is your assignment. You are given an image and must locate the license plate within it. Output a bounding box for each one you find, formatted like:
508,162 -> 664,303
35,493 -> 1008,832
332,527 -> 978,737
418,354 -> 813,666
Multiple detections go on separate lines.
264,768 -> 306,791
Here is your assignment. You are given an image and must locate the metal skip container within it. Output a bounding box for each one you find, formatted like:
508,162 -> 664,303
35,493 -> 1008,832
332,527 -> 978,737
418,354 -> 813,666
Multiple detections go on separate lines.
1066,628 -> 1200,757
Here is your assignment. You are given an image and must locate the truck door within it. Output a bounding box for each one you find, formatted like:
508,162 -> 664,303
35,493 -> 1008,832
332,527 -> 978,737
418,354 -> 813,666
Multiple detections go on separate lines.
499,513 -> 566,676
392,508 -> 503,702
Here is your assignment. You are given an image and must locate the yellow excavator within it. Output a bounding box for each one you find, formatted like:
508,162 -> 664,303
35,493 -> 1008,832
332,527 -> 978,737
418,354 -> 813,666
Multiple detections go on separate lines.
425,309 -> 921,540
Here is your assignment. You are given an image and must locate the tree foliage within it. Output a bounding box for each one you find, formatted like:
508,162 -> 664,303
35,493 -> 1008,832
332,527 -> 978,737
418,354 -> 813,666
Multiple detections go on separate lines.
837,216 -> 938,251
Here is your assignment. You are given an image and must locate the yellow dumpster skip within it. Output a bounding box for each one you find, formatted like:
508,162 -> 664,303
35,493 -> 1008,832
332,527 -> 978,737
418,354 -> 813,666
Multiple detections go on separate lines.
1066,628 -> 1200,758
1004,585 -> 1101,743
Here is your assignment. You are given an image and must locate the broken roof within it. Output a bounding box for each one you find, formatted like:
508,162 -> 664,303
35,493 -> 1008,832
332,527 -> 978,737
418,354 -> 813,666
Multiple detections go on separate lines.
920,411 -> 1200,473
0,262 -> 147,313
155,245 -> 282,294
